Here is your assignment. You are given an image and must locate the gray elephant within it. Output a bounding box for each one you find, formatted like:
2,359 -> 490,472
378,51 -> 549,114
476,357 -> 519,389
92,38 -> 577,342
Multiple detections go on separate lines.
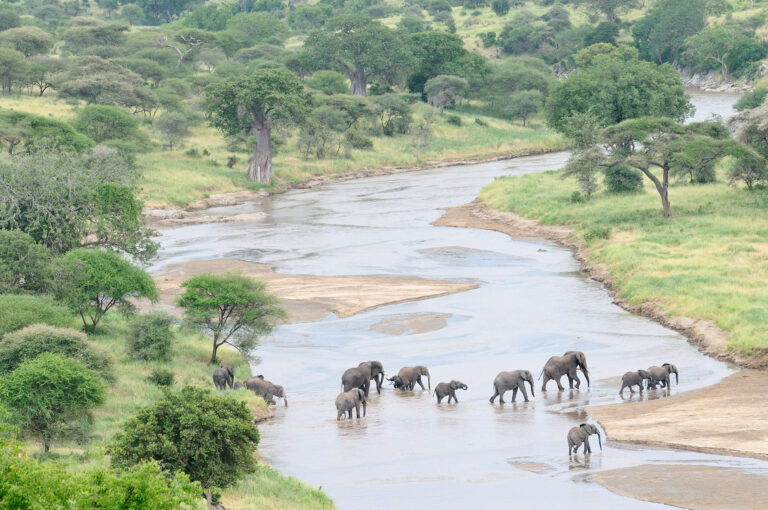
212,367 -> 232,390
243,376 -> 288,406
433,380 -> 468,403
341,361 -> 385,396
567,423 -> 602,455
619,369 -> 651,395
540,351 -> 590,392
335,388 -> 367,420
647,363 -> 678,389
388,365 -> 431,391
489,370 -> 535,403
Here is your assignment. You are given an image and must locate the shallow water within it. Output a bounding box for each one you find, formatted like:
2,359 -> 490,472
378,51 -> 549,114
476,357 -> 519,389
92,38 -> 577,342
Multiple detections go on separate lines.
154,92 -> 768,509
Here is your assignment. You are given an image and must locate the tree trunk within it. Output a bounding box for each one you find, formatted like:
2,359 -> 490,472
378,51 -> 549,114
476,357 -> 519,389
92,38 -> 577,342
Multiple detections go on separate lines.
661,166 -> 671,217
242,0 -> 248,12
209,339 -> 219,365
204,491 -> 224,510
248,112 -> 272,184
350,69 -> 368,97
43,441 -> 49,454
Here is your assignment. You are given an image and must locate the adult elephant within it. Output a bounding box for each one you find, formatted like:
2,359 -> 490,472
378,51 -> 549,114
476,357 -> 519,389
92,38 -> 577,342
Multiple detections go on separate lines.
212,367 -> 231,390
341,361 -> 384,396
647,363 -> 678,389
489,370 -> 535,403
540,351 -> 590,392
388,365 -> 430,391
242,376 -> 288,406
335,388 -> 366,420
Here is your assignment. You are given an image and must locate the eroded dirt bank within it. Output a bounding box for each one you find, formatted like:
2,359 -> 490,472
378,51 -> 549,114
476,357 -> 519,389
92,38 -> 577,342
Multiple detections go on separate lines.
152,258 -> 478,323
435,200 -> 768,462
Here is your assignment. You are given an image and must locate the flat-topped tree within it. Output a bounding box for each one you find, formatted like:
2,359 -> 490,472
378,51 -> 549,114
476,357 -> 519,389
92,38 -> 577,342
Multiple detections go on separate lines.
206,68 -> 307,185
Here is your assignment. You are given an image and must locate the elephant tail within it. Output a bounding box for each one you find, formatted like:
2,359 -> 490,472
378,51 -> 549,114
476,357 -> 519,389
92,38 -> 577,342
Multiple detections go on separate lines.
537,370 -> 544,380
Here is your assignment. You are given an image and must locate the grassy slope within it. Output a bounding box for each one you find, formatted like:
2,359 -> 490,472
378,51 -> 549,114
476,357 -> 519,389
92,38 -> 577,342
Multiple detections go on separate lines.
19,315 -> 332,510
480,166 -> 768,357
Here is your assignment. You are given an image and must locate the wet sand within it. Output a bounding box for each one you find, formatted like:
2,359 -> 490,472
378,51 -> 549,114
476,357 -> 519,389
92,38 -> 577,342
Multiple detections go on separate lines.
152,259 -> 477,323
592,464 -> 768,510
436,200 -> 768,462
369,312 -> 452,335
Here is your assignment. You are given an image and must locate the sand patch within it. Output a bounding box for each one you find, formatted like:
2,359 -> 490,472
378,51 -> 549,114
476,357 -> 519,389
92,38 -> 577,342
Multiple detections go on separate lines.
151,259 -> 477,323
592,464 -> 768,510
369,313 -> 452,336
507,458 -> 556,474
587,370 -> 768,460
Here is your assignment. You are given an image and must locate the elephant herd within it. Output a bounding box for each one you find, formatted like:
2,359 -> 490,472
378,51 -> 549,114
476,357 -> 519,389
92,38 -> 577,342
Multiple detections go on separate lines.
213,352 -> 680,455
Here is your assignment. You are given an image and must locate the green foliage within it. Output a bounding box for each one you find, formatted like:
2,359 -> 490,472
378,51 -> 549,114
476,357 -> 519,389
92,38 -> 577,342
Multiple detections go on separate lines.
52,56 -> 149,108
584,22 -> 619,47
127,312 -> 175,362
684,24 -> 766,80
491,0 -> 510,17
604,164 -> 644,193
735,88 -> 768,112
0,324 -> 113,380
503,90 -> 543,126
0,26 -> 53,56
424,74 -> 468,111
147,368 -> 175,386
224,12 -> 289,51
573,0 -> 639,23
498,11 -> 551,55
137,0 -> 203,25
0,294 -> 73,337
154,112 -> 191,151
73,105 -> 141,143
182,3 -> 233,31
0,47 -> 27,93
306,70 -> 350,95
0,230 -> 51,294
446,114 -> 462,126
51,248 -> 158,333
116,57 -> 166,87
109,386 -> 260,498
61,23 -> 128,54
584,225 -> 612,241
0,110 -> 94,154
178,272 -> 286,363
0,353 -> 105,453
288,4 -> 332,31
0,4 -> 20,32
632,0 -> 708,65
0,148 -> 156,261
120,4 -> 147,26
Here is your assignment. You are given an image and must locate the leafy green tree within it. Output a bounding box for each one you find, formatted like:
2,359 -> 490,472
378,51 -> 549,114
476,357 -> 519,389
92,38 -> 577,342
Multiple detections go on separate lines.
410,31 -> 467,80
491,0 -> 510,16
155,112 -> 190,150
371,94 -> 413,136
61,23 -> 128,54
223,12 -> 289,51
127,312 -> 175,362
0,26 -> 53,56
573,0 -> 639,23
498,11 -> 552,55
178,272 -> 285,364
424,75 -> 468,111
73,105 -> 141,143
206,68 -> 308,184
306,70 -> 350,95
52,56 -> 147,106
0,324 -> 113,380
0,294 -> 74,336
303,14 -> 412,96
26,55 -> 67,96
0,230 -> 51,293
0,47 -> 26,94
51,248 -> 158,333
137,0 -> 204,24
121,4 -> 147,25
546,46 -> 693,132
734,88 -> 768,112
684,25 -> 764,81
288,3 -> 331,31
0,353 -> 105,453
116,57 -> 166,87
632,0 -> 707,65
0,4 -> 20,32
318,94 -> 374,130
729,153 -> 768,191
182,2 -> 233,31
0,110 -> 94,154
481,58 -> 552,110
109,386 -> 260,509
503,90 -> 543,126
584,22 -> 619,47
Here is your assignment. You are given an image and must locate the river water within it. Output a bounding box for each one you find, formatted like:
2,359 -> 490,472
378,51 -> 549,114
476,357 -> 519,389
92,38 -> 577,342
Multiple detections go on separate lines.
154,91 -> 766,509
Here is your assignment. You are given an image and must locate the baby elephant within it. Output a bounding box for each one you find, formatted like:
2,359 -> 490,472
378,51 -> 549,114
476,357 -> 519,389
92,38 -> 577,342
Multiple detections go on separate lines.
647,363 -> 679,389
619,369 -> 651,395
433,380 -> 468,403
335,388 -> 367,421
567,423 -> 602,455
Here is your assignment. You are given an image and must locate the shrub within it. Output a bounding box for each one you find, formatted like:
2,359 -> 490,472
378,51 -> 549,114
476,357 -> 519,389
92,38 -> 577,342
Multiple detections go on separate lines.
0,353 -> 105,453
0,295 -> 73,337
345,129 -> 374,150
0,324 -> 113,380
604,164 -> 644,193
127,312 -> 175,362
584,226 -> 612,241
474,117 -> 488,126
147,368 -> 175,387
446,114 -> 462,126
305,70 -> 350,95
570,191 -> 584,203
734,88 -> 768,112
0,230 -> 51,294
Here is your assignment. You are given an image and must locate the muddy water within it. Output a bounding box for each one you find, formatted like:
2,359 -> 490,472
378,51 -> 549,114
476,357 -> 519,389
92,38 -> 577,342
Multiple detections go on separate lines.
154,92 -> 768,509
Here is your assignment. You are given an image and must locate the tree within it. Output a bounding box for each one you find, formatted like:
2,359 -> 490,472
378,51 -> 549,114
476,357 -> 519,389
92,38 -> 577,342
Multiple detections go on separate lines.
491,0 -> 510,17
0,26 -> 53,56
158,30 -> 209,65
371,94 -> 413,136
424,75 -> 468,111
574,0 -> 639,23
52,56 -> 147,106
0,110 -> 94,154
303,14 -> 412,96
127,312 -> 175,361
288,4 -> 332,31
0,229 -> 51,293
183,3 -> 233,31
120,4 -> 146,25
410,31 -> 468,80
178,272 -> 285,364
684,25 -> 761,81
206,68 -> 308,184
74,105 -> 141,143
109,386 -> 260,509
0,353 -> 105,453
504,90 -> 543,126
0,4 -> 20,32
734,88 -> 768,112
0,47 -> 26,94
306,70 -> 350,95
632,0 -> 708,65
155,112 -> 191,150
0,294 -> 74,337
730,154 -> 768,191
223,12 -> 289,51
546,46 -> 693,132
61,23 -> 128,54
137,0 -> 204,24
51,248 -> 158,333
26,55 -> 67,96
498,11 -> 552,55
116,57 -> 166,87
0,148 -> 157,260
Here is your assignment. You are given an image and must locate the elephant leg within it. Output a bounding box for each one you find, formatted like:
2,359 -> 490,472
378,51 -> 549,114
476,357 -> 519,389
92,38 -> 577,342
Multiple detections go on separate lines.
416,377 -> 425,390
637,383 -> 643,393
347,409 -> 352,419
541,375 -> 550,392
436,394 -> 442,403
511,387 -> 518,402
520,384 -> 529,402
567,374 -> 574,389
585,437 -> 591,454
363,381 -> 370,397
619,383 -> 626,395
490,388 -> 499,404
556,376 -> 565,391
573,372 -> 582,389
498,389 -> 505,404
452,391 -> 458,403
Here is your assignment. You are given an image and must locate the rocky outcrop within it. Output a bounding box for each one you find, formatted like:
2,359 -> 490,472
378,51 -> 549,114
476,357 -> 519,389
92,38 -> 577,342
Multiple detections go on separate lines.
680,70 -> 755,93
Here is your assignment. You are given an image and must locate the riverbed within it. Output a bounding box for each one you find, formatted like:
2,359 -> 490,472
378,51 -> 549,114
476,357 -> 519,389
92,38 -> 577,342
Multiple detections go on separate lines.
152,91 -> 767,509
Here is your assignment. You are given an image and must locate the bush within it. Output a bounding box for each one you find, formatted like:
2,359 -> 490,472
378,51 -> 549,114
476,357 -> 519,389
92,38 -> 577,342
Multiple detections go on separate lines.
147,368 -> 175,387
474,117 -> 488,126
734,88 -> 768,112
570,191 -> 584,203
305,70 -> 350,95
0,295 -> 73,337
584,226 -> 611,241
604,164 -> 644,193
0,230 -> 51,294
446,114 -> 462,126
345,129 -> 374,150
0,324 -> 113,380
127,312 -> 175,362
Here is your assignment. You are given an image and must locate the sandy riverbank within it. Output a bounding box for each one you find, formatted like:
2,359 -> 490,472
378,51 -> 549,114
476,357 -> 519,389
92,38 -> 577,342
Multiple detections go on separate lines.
435,200 -> 768,463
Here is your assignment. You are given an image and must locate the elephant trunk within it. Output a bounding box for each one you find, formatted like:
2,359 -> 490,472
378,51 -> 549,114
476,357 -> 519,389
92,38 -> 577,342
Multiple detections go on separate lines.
674,371 -> 678,385
528,378 -> 535,398
283,396 -> 288,407
427,373 -> 431,390
582,368 -> 590,389
362,400 -> 367,417
597,432 -> 602,451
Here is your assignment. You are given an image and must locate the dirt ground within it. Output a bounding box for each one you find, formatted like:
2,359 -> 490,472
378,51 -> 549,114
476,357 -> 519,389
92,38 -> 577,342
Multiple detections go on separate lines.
152,259 -> 477,323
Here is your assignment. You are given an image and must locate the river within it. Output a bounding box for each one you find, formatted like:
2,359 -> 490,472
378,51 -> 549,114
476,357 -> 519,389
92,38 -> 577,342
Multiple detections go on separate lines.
154,91 -> 765,509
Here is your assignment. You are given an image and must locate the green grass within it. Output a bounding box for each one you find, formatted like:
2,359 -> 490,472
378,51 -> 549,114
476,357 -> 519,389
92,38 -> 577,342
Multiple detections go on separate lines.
480,167 -> 768,357
15,315 -> 333,510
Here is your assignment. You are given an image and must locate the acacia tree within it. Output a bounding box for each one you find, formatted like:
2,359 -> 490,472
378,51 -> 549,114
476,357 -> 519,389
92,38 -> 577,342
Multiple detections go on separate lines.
424,75 -> 468,111
684,25 -> 752,81
178,273 -> 286,364
206,68 -> 307,184
574,0 -> 639,23
504,90 -> 543,127
303,14 -> 411,96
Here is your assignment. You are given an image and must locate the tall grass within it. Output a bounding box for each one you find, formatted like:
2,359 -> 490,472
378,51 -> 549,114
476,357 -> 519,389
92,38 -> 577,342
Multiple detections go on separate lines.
481,168 -> 768,356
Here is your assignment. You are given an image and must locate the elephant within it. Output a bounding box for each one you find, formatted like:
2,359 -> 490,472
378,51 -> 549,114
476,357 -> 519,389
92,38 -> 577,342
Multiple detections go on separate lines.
489,370 -> 535,403
619,369 -> 651,395
433,380 -> 468,403
243,376 -> 288,406
388,365 -> 431,391
221,364 -> 234,387
647,363 -> 678,389
540,351 -> 590,392
567,423 -> 602,455
335,388 -> 367,420
341,361 -> 384,396
212,367 -> 232,390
